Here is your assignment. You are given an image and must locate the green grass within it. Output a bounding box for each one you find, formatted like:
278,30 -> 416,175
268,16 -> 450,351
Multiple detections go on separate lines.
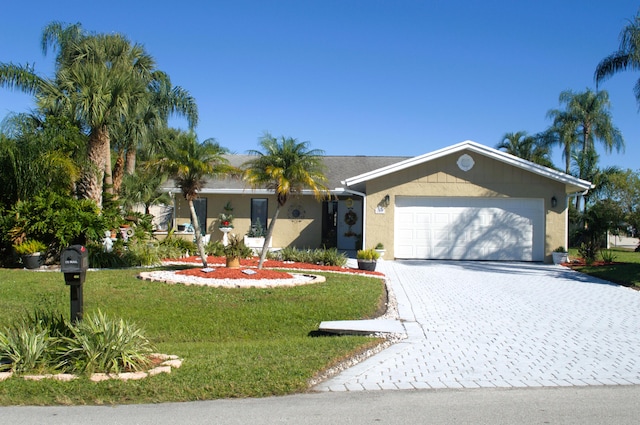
568,247 -> 640,288
0,267 -> 385,405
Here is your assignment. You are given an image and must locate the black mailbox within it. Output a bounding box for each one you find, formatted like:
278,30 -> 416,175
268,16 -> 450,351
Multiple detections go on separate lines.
60,245 -> 87,322
61,245 -> 89,274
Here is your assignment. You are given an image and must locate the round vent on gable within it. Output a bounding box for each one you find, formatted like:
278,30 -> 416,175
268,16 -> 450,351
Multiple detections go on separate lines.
457,154 -> 475,172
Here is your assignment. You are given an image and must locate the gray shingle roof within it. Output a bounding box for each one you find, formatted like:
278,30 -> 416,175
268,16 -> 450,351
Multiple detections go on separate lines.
163,154 -> 410,193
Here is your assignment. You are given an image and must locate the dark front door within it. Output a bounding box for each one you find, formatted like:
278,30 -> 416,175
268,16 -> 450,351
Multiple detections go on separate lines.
321,200 -> 338,248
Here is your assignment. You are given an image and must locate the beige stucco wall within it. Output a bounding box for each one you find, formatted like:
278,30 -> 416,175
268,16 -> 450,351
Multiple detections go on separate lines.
363,150 -> 568,263
171,194 -> 324,249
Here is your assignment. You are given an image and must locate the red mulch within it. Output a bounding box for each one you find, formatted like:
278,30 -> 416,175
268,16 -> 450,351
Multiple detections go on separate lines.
165,256 -> 385,278
176,267 -> 293,280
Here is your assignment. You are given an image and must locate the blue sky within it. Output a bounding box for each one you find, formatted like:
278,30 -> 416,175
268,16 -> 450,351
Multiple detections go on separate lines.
1,0 -> 639,172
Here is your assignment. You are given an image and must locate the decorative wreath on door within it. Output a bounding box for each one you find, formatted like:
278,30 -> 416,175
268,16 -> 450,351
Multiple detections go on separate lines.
344,210 -> 358,226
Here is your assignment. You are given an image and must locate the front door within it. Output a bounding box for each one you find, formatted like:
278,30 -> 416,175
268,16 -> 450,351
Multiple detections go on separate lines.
337,198 -> 363,252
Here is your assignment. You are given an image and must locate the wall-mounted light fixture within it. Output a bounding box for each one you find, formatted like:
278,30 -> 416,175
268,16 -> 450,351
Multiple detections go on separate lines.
382,194 -> 390,208
551,196 -> 557,208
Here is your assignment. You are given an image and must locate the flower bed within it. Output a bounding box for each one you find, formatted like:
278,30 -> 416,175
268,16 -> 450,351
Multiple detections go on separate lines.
164,256 -> 385,277
176,267 -> 293,280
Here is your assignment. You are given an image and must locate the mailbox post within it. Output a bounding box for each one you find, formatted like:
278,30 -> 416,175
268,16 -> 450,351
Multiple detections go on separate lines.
60,245 -> 89,322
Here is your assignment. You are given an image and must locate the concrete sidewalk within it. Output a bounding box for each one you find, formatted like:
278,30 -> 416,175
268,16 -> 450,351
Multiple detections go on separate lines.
314,260 -> 640,391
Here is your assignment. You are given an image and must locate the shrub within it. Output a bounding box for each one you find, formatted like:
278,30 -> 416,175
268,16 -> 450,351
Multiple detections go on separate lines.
246,220 -> 266,238
0,308 -> 154,375
600,249 -> 617,263
59,310 -> 154,375
223,234 -> 253,259
269,247 -> 347,267
158,232 -> 197,258
356,248 -> 380,261
313,247 -> 348,266
8,192 -> 108,251
87,242 -> 130,268
553,246 -> 567,253
124,239 -> 162,267
578,241 -> 599,265
0,323 -> 53,373
205,240 -> 225,256
13,240 -> 47,255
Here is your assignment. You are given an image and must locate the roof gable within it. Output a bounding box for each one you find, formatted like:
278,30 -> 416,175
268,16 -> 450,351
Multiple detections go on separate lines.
342,140 -> 593,194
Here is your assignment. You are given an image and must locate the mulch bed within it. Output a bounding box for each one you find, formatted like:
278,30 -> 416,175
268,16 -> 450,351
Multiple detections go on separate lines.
176,267 -> 293,280
166,256 -> 385,278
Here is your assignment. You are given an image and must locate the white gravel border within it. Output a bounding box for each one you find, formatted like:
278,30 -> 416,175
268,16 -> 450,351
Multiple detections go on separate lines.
138,270 -> 326,288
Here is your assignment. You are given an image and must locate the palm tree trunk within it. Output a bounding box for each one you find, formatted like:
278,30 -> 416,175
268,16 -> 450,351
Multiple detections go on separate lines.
188,198 -> 208,268
257,204 -> 281,269
78,125 -> 109,208
112,151 -> 125,196
104,138 -> 113,196
125,147 -> 136,175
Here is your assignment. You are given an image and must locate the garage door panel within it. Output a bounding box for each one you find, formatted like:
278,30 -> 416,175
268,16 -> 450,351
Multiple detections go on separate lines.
394,197 -> 544,261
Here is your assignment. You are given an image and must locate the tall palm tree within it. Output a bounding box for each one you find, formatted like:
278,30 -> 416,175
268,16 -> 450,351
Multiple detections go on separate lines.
595,10 -> 640,104
496,131 -> 553,167
0,22 -> 198,209
47,29 -> 155,206
148,131 -> 231,267
546,89 -> 623,179
110,71 -> 198,196
543,109 -> 580,174
242,134 -> 330,269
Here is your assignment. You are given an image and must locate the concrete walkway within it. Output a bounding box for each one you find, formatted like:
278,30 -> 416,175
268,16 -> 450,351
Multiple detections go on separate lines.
314,260 -> 640,391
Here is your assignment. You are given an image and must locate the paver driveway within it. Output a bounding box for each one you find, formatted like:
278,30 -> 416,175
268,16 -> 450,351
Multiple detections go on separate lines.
314,260 -> 640,391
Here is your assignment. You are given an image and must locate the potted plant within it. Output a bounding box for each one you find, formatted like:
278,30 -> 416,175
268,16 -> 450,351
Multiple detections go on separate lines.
13,240 -> 47,269
374,242 -> 386,258
552,246 -> 569,265
223,234 -> 253,268
356,248 -> 380,271
244,220 -> 270,253
218,201 -> 234,229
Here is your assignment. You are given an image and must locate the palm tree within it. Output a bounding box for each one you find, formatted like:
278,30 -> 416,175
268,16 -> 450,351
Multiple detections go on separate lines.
595,10 -> 640,104
148,131 -> 232,267
572,149 -> 622,209
47,29 -> 155,206
546,89 -> 623,179
111,71 -> 199,195
0,22 -> 198,209
543,109 -> 580,174
119,169 -> 171,215
496,131 -> 553,167
242,134 -> 330,269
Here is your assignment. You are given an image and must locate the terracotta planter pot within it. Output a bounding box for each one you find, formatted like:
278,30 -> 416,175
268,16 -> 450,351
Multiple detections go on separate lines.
226,257 -> 241,269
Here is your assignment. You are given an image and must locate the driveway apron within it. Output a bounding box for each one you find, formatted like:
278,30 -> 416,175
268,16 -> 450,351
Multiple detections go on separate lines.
314,260 -> 640,391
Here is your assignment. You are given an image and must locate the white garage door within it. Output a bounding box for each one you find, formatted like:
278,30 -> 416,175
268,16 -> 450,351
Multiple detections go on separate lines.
394,197 -> 544,261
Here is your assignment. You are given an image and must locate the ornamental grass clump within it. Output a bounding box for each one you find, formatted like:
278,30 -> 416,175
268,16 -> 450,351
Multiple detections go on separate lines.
0,309 -> 154,376
59,310 -> 154,375
0,323 -> 53,374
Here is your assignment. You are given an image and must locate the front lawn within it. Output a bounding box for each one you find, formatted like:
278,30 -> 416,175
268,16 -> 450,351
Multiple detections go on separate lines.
568,247 -> 640,288
0,267 -> 385,405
